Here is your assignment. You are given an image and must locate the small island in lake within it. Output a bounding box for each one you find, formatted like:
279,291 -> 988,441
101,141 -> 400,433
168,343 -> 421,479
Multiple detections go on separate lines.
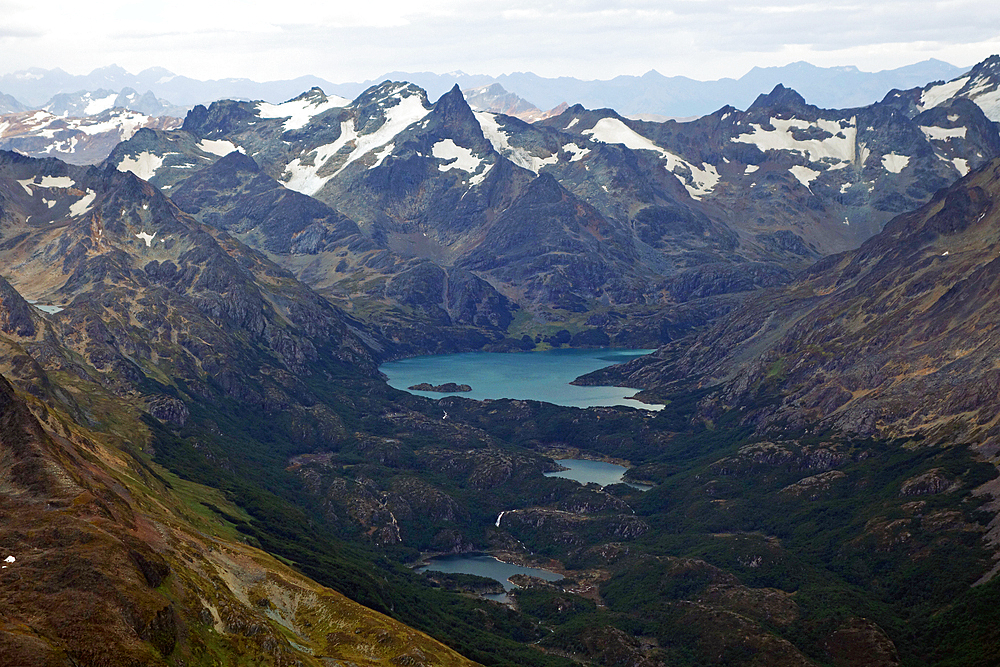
408,382 -> 472,393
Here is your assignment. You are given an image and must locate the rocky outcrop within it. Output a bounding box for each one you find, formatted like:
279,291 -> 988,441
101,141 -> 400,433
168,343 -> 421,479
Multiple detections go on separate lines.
408,382 -> 472,393
899,468 -> 955,496
0,277 -> 37,338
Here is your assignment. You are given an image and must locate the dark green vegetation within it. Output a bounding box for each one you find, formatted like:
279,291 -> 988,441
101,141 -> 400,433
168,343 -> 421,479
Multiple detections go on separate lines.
140,345 -> 1000,666
144,368 -> 579,667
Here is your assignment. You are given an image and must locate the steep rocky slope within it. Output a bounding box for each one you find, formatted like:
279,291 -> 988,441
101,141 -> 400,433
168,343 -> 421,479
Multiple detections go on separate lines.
0,367 -> 475,666
0,150 -> 381,402
604,157 -> 1000,454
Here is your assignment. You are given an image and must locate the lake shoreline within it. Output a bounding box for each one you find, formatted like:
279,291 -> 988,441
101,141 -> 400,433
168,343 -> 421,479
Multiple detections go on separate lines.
381,347 -> 664,411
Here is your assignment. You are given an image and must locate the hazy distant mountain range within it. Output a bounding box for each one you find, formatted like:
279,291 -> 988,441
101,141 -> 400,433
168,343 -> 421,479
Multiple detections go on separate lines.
0,59 -> 968,118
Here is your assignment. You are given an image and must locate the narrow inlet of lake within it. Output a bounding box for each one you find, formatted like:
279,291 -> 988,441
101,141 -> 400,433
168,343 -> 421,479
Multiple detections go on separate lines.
380,348 -> 662,410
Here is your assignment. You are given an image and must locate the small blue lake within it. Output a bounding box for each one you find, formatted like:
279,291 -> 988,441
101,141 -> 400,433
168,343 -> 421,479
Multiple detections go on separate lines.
416,554 -> 563,603
544,458 -> 652,491
380,348 -> 662,410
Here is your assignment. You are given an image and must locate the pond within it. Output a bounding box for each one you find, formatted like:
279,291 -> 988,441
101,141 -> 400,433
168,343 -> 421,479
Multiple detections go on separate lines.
544,458 -> 652,491
380,348 -> 662,410
416,553 -> 563,603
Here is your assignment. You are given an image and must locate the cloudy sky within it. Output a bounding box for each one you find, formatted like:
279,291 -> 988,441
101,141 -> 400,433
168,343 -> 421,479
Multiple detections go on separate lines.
1,0 -> 998,82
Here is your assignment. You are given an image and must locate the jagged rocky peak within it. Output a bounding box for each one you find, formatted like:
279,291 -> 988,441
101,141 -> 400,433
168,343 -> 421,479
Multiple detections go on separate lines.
747,83 -> 812,115
353,80 -> 430,111
423,84 -> 494,152
294,86 -> 327,101
182,98 -> 261,138
435,84 -> 474,119
208,148 -> 261,176
252,86 -> 349,131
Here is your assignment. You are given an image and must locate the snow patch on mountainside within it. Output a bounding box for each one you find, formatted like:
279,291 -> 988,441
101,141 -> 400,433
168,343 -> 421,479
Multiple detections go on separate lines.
562,143 -> 590,162
40,175 -> 75,188
790,165 -> 820,189
78,112 -> 149,140
117,151 -> 169,181
921,77 -> 970,109
474,111 -> 557,174
283,124 -> 354,195
84,92 -> 118,115
953,158 -> 970,176
731,117 -> 857,163
882,153 -> 910,173
919,125 -> 967,141
917,73 -> 1000,121
432,139 -> 483,173
257,95 -> 349,131
583,117 -> 720,199
469,164 -> 493,186
369,144 -> 394,170
963,79 -> 1000,120
197,139 -> 244,157
135,231 -> 156,247
17,175 -> 77,194
69,189 -> 96,216
282,93 -> 430,195
583,117 -> 660,152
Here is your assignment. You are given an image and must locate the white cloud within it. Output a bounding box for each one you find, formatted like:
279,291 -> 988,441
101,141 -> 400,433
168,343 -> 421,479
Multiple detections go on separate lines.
0,0 -> 997,82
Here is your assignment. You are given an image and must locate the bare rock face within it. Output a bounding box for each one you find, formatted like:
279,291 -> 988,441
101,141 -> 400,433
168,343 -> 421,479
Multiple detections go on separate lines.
146,395 -> 188,427
899,468 -> 954,496
0,277 -> 36,338
711,441 -> 852,477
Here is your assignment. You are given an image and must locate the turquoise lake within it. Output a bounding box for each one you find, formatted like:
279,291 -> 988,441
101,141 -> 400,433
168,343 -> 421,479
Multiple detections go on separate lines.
416,554 -> 563,603
380,348 -> 662,410
544,458 -> 652,491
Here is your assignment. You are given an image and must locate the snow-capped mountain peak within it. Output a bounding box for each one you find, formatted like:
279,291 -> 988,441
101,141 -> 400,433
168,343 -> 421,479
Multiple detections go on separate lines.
914,54 -> 1000,120
255,87 -> 349,131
